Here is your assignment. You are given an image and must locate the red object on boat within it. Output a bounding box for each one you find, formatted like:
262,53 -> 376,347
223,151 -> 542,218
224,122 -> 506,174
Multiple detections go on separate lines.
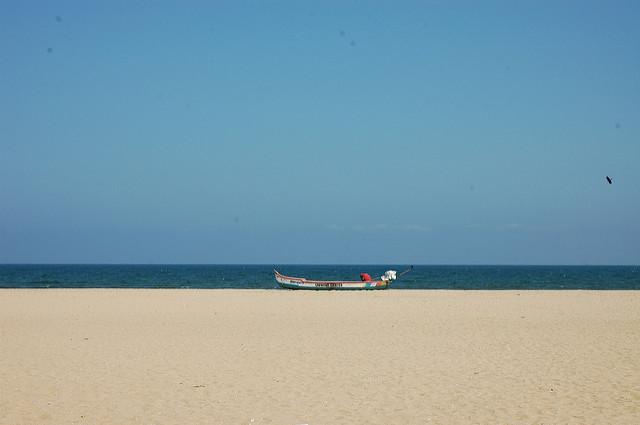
360,273 -> 371,281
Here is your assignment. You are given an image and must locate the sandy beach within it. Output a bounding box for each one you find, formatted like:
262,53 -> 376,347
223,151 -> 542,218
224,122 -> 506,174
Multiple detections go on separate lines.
1,289 -> 638,424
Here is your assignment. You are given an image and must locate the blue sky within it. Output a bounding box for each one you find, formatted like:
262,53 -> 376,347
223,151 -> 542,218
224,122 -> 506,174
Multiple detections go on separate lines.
1,1 -> 639,265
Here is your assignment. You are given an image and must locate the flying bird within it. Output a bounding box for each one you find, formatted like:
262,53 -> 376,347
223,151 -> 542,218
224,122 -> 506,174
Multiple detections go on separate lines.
606,176 -> 612,184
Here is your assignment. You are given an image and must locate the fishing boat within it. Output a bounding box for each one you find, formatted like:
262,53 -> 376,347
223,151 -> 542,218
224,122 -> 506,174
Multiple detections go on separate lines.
274,266 -> 412,290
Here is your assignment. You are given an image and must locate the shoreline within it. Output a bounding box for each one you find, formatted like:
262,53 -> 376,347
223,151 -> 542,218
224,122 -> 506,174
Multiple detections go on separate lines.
2,289 -> 639,424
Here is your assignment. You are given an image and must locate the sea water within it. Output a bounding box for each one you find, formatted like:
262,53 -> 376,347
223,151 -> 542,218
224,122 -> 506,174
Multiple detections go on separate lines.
1,264 -> 638,289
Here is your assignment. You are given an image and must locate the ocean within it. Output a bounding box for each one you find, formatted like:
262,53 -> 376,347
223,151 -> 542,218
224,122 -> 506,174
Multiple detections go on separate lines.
1,264 -> 638,290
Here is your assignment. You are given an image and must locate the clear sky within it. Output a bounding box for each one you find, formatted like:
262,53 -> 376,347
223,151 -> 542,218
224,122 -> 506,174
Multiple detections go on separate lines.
1,1 -> 639,265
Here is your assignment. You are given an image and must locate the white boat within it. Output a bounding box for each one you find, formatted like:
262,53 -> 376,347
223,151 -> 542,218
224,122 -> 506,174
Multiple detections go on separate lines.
274,266 -> 412,290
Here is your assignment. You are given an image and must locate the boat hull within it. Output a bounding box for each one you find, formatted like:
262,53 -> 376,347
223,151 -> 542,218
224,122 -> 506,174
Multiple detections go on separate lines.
274,269 -> 390,290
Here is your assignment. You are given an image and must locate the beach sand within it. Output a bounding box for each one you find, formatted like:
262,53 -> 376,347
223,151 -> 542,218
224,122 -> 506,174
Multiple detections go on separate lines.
1,289 -> 639,424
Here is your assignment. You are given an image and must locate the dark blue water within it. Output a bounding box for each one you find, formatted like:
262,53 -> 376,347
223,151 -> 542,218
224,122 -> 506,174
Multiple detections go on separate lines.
1,265 -> 638,289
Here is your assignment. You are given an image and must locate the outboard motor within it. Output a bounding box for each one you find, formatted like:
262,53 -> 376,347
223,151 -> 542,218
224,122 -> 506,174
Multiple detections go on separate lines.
381,270 -> 397,282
